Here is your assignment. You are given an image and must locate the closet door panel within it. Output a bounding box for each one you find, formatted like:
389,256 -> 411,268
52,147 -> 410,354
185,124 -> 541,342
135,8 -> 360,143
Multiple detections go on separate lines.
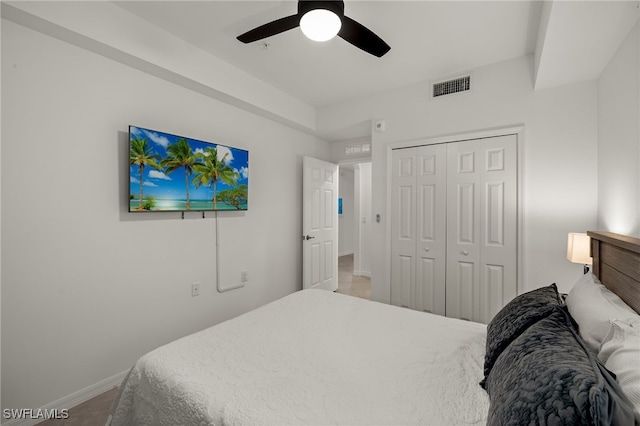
447,261 -> 475,321
416,184 -> 437,313
480,264 -> 505,322
416,144 -> 446,315
391,148 -> 417,308
391,145 -> 446,313
479,135 -> 518,322
416,257 -> 436,313
447,142 -> 481,321
446,135 -> 517,323
486,182 -> 505,246
456,183 -> 476,244
394,255 -> 414,308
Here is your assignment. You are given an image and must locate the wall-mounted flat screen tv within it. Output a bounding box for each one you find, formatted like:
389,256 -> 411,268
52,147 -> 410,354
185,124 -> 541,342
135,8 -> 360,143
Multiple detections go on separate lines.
129,126 -> 249,212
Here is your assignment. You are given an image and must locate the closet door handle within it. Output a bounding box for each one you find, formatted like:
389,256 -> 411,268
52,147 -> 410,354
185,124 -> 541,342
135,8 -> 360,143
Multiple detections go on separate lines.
461,250 -> 469,256
423,247 -> 430,252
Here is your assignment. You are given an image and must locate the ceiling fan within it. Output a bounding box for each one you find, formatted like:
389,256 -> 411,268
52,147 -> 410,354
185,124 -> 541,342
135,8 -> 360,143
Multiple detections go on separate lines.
236,1 -> 391,58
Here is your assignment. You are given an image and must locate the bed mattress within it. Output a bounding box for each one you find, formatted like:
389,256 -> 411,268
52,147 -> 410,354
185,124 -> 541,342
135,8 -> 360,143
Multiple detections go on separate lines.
109,289 -> 489,425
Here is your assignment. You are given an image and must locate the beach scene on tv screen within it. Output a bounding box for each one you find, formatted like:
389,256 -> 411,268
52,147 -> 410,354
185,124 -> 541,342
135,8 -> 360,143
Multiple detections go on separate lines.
129,126 -> 249,211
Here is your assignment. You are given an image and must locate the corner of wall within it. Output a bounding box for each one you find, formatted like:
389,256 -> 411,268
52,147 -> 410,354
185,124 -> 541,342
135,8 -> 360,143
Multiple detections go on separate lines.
596,20 -> 640,236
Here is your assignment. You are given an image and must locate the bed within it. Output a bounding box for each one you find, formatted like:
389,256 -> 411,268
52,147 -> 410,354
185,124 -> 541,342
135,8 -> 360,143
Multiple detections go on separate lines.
109,231 -> 640,425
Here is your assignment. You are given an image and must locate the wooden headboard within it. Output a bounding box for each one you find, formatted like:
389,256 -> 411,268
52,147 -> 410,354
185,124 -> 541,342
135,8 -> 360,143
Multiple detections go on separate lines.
588,231 -> 640,314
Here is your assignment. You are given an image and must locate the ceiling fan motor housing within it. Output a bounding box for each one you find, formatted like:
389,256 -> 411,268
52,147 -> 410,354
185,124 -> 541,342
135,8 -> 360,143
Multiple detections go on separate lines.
298,1 -> 345,19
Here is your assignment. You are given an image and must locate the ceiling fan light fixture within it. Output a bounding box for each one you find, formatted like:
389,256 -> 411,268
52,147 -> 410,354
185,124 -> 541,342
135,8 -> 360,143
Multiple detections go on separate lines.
300,9 -> 342,42
237,0 -> 389,57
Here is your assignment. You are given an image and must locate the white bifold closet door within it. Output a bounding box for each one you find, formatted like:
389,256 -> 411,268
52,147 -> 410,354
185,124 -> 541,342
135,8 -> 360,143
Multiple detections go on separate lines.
390,134 -> 517,324
390,144 -> 447,315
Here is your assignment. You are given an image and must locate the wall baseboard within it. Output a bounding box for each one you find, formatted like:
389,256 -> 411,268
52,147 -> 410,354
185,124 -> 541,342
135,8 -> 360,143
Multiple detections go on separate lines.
353,270 -> 371,278
2,369 -> 129,426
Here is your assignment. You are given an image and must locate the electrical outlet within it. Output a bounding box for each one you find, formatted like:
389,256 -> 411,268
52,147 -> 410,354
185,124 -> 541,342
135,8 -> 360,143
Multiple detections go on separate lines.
241,271 -> 248,282
191,282 -> 200,297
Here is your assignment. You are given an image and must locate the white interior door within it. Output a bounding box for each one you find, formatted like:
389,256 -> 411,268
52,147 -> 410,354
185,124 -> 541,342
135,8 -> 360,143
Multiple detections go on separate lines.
303,156 -> 338,291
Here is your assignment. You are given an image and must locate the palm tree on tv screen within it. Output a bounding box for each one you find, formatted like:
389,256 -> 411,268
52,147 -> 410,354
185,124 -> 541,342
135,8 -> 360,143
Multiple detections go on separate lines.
217,184 -> 248,210
192,147 -> 239,209
162,138 -> 196,210
130,137 -> 161,210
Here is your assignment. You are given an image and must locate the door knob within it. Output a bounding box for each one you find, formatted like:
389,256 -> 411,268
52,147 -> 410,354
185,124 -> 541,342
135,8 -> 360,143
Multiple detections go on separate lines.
461,250 -> 469,256
423,247 -> 430,252
302,235 -> 315,241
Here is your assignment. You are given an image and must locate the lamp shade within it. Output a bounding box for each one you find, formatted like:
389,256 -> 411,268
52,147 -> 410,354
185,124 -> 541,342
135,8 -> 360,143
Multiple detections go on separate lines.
300,9 -> 342,42
567,233 -> 592,265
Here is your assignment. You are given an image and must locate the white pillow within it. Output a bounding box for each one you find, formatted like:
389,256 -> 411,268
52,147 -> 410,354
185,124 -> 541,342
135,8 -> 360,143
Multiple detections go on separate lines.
565,272 -> 638,353
598,318 -> 640,424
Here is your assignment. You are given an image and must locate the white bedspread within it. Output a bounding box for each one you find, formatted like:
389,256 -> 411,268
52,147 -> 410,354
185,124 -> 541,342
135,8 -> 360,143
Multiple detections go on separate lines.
110,289 -> 489,425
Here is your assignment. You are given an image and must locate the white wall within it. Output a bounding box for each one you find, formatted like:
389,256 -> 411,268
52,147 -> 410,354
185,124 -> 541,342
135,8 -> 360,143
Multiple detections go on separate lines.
597,22 -> 640,237
1,19 -> 329,413
2,1 -> 317,133
319,55 -> 600,301
338,168 -> 354,256
330,138 -> 372,164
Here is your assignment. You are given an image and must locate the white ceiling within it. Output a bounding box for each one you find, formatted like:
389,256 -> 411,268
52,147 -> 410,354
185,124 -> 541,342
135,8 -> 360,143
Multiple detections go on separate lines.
5,0 -> 636,140
535,0 -> 640,90
115,1 -> 543,109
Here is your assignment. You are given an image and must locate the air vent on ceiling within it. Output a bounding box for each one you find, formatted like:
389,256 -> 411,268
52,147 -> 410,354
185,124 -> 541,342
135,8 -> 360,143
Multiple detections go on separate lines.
432,75 -> 471,98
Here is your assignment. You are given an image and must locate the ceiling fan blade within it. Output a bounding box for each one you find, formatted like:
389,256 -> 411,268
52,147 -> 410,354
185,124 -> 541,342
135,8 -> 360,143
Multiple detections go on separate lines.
338,16 -> 390,57
237,14 -> 300,43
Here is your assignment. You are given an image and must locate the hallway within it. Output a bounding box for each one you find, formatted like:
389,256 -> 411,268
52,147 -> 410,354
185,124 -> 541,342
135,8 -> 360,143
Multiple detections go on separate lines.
336,254 -> 371,300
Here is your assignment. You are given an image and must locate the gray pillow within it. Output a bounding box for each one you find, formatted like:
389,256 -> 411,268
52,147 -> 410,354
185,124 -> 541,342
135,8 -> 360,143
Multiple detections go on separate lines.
481,283 -> 561,388
484,306 -> 635,425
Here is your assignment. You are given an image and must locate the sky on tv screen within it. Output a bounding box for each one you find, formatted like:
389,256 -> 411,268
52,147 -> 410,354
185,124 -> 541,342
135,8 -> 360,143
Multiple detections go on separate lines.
129,126 -> 249,212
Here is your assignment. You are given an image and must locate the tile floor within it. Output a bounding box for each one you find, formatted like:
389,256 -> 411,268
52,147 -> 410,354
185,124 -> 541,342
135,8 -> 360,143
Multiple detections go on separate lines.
336,253 -> 371,300
36,254 -> 370,425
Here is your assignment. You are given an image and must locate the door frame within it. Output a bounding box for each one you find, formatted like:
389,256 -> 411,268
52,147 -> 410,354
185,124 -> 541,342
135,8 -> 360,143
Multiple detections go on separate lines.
337,160 -> 373,280
383,125 -> 525,304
